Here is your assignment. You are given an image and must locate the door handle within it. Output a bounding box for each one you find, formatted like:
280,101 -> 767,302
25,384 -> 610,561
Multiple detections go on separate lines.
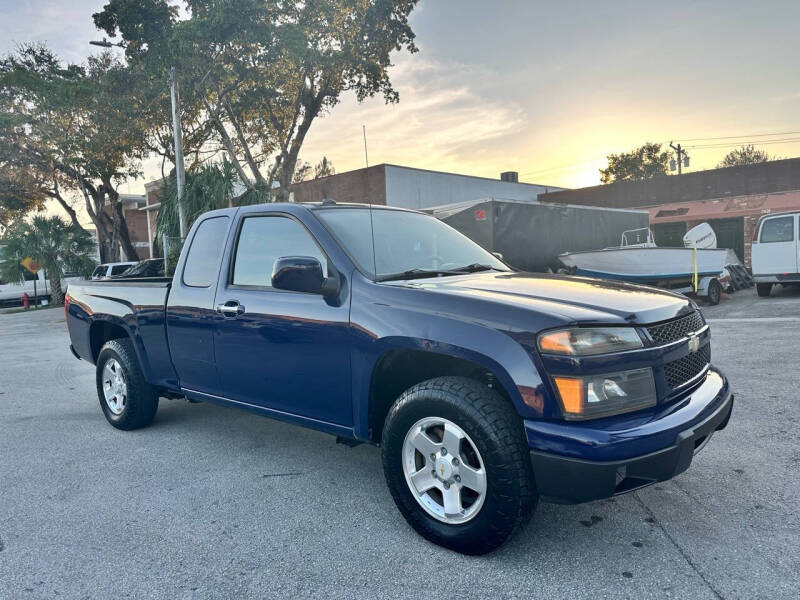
216,301 -> 246,316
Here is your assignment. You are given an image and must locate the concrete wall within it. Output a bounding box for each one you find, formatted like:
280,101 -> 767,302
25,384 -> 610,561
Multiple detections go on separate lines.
384,165 -> 560,210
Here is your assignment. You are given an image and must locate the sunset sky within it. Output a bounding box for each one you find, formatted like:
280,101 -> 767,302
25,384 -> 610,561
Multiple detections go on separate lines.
2,0 -> 800,201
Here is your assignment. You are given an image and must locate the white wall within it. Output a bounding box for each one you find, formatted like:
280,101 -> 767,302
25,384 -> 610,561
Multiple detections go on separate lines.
384,165 -> 563,210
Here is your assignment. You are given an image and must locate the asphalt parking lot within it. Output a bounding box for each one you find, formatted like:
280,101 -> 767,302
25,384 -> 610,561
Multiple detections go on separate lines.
1,286 -> 799,599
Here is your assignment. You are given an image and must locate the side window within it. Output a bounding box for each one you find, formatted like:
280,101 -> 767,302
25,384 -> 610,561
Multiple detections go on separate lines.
182,216 -> 230,287
232,216 -> 327,287
760,216 -> 794,243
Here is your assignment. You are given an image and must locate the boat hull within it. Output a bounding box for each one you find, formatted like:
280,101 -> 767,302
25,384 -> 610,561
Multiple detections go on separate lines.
559,247 -> 728,283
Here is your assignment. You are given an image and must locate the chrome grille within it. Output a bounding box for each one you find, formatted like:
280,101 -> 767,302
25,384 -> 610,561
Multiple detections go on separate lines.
664,346 -> 710,389
647,311 -> 705,345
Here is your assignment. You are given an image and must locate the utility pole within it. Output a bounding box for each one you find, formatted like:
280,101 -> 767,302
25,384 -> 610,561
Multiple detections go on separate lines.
169,67 -> 187,240
362,125 -> 369,168
669,141 -> 690,175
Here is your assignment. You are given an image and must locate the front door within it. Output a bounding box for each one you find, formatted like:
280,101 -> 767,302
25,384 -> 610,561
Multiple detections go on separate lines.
213,214 -> 352,426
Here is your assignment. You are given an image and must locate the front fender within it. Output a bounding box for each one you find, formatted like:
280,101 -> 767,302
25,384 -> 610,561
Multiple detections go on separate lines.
349,277 -> 549,439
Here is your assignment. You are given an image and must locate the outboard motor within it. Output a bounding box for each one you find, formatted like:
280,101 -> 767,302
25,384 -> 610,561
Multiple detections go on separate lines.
684,222 -> 717,249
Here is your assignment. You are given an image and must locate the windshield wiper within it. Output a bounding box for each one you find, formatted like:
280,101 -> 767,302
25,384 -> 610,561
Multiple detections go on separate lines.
376,268 -> 455,282
447,263 -> 503,273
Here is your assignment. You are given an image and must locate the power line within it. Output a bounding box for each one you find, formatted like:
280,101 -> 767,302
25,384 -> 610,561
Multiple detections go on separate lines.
688,137 -> 800,149
678,130 -> 800,142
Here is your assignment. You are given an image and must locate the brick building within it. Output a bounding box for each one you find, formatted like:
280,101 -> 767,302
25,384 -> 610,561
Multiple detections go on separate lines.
540,158 -> 800,266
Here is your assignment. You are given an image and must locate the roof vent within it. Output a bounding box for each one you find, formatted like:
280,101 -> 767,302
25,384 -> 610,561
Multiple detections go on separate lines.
500,171 -> 519,183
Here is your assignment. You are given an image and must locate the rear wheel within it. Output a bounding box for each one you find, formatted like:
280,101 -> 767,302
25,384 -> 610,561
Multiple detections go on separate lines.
381,376 -> 537,555
756,283 -> 772,297
96,338 -> 158,430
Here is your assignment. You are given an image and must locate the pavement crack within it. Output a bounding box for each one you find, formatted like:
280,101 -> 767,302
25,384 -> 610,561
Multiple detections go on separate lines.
634,493 -> 725,600
261,472 -> 305,478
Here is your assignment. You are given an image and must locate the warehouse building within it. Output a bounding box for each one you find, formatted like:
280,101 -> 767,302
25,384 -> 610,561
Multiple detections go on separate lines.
289,164 -> 562,209
540,158 -> 800,266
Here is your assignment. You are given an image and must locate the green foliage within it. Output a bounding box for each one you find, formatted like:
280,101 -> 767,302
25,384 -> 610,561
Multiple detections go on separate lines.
718,144 -> 771,168
156,158 -> 270,239
0,44 -> 156,260
93,0 -> 419,195
599,143 -> 671,184
0,215 -> 96,304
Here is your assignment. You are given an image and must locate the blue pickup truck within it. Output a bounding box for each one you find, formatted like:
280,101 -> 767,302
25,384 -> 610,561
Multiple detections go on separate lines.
66,202 -> 733,554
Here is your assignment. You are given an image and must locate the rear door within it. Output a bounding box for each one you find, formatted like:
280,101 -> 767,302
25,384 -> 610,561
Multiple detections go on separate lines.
166,214 -> 232,395
753,214 -> 798,276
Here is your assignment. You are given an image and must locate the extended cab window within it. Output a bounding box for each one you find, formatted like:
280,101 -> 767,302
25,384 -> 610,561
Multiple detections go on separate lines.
232,216 -> 327,287
182,216 -> 230,287
760,216 -> 794,243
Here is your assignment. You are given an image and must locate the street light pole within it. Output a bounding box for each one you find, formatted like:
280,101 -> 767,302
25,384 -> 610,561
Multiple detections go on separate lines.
169,67 -> 187,240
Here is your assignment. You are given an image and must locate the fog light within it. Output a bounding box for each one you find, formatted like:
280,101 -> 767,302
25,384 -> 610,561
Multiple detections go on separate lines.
553,368 -> 656,420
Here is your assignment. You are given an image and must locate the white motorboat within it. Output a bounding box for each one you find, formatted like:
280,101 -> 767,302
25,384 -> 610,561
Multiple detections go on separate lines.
558,227 -> 729,284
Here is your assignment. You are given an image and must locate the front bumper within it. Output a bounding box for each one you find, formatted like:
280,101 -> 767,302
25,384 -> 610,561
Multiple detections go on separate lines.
526,368 -> 733,504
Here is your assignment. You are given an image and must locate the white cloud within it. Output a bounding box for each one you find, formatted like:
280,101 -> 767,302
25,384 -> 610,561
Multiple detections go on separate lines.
300,56 -> 528,174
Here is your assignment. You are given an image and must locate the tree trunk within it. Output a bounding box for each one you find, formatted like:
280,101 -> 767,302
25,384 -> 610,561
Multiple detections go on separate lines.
106,183 -> 139,261
48,274 -> 64,305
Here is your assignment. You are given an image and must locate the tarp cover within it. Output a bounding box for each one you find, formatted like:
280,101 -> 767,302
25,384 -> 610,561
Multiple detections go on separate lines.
434,198 -> 649,273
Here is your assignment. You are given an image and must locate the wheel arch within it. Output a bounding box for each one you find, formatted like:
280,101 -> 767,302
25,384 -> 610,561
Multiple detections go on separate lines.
365,344 -> 525,444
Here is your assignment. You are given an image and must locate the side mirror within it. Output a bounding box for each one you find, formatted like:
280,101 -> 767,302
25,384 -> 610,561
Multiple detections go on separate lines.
492,252 -> 504,261
271,256 -> 339,296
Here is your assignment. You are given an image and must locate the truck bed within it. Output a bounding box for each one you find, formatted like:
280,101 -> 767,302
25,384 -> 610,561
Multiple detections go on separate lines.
66,277 -> 178,391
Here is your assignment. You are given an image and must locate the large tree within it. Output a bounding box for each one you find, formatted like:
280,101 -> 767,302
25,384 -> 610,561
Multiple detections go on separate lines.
93,0 -> 419,199
0,45 -> 153,261
599,142 -> 671,184
718,144 -> 771,168
0,215 -> 96,304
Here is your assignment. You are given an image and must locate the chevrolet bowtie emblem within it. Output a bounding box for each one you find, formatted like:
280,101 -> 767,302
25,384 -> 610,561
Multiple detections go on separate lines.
688,334 -> 700,353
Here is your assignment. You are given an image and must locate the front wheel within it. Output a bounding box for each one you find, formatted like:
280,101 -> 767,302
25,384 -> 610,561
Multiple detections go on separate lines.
381,376 -> 537,555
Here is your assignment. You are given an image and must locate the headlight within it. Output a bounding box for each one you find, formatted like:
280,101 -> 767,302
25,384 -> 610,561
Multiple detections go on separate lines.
538,327 -> 643,356
553,368 -> 656,420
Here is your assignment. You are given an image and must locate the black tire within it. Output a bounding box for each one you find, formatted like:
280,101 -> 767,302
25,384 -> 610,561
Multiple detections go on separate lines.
96,338 -> 159,430
381,376 -> 537,555
756,283 -> 772,298
706,279 -> 722,306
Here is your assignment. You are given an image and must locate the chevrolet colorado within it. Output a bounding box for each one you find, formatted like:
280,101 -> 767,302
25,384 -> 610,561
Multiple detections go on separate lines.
66,202 -> 733,554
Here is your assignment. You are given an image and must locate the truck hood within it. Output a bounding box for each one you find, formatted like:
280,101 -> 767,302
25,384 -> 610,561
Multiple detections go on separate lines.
395,272 -> 693,325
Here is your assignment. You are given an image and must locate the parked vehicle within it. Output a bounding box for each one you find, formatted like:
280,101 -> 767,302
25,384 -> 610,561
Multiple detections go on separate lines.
559,226 -> 729,305
751,211 -> 800,297
91,262 -> 137,280
0,268 -> 81,306
112,258 -> 165,279
65,203 -> 733,554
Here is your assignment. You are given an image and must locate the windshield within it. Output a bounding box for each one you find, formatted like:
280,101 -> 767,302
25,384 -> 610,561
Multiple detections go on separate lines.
315,207 -> 508,280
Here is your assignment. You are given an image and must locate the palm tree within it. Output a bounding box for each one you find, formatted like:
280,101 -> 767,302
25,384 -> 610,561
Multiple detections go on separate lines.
0,215 -> 96,304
